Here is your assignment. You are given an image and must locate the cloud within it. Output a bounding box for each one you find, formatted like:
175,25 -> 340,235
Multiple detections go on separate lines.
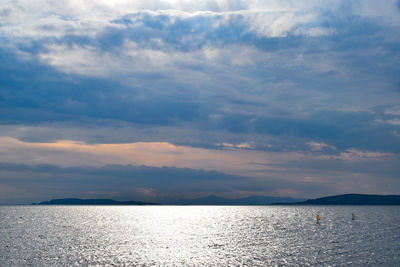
217,142 -> 253,149
386,119 -> 400,126
0,162 -> 245,204
0,135 -> 396,180
1,0 -> 400,202
385,105 -> 400,115
2,150 -> 399,204
338,149 -> 393,161
2,1 -> 399,44
307,142 -> 336,151
0,136 -> 288,176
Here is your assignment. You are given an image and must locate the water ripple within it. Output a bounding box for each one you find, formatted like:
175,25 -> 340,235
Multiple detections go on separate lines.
1,206 -> 399,266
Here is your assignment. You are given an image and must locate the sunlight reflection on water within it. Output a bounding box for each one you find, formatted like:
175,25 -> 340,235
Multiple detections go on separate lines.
1,206 -> 400,266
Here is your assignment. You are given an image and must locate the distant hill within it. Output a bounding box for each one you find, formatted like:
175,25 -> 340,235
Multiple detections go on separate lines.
34,195 -> 304,206
33,194 -> 400,206
285,194 -> 400,205
170,194 -> 305,205
35,198 -> 159,205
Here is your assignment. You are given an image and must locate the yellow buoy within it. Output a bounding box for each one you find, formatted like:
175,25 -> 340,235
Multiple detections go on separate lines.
352,213 -> 355,220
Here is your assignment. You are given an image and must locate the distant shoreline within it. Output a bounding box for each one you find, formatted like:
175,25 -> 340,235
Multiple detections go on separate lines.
25,194 -> 400,206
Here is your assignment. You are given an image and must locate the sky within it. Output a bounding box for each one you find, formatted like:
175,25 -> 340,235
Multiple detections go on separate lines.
0,0 -> 400,204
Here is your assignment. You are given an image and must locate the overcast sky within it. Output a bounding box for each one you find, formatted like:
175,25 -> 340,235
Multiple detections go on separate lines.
1,0 -> 400,204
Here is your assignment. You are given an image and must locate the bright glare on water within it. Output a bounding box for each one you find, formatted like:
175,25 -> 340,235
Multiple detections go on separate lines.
1,206 -> 400,266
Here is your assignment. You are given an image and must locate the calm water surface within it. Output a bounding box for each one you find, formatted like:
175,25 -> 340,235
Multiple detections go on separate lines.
1,206 -> 400,266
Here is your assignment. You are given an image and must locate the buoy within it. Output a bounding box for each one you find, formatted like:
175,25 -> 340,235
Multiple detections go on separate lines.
316,214 -> 320,224
352,213 -> 355,220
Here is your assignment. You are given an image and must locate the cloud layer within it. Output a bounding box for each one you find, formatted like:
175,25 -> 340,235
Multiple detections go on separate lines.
1,0 -> 400,203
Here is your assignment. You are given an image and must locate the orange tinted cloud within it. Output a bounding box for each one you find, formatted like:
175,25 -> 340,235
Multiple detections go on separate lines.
0,137 -> 393,178
0,137 -> 282,176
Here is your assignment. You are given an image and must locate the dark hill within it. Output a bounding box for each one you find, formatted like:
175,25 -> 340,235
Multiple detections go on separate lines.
34,194 -> 400,206
289,194 -> 400,205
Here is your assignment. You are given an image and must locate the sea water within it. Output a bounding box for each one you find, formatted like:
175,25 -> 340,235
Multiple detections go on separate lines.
1,206 -> 399,266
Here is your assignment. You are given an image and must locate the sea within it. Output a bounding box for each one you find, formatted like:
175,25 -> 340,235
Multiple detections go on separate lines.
1,206 -> 399,266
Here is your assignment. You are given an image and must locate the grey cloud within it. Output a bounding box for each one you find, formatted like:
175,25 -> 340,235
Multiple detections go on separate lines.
0,163 -> 250,204
0,1 -> 399,156
4,159 -> 397,205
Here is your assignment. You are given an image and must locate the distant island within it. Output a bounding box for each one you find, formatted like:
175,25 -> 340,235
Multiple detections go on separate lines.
286,194 -> 400,205
33,195 -> 303,206
33,194 -> 400,206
